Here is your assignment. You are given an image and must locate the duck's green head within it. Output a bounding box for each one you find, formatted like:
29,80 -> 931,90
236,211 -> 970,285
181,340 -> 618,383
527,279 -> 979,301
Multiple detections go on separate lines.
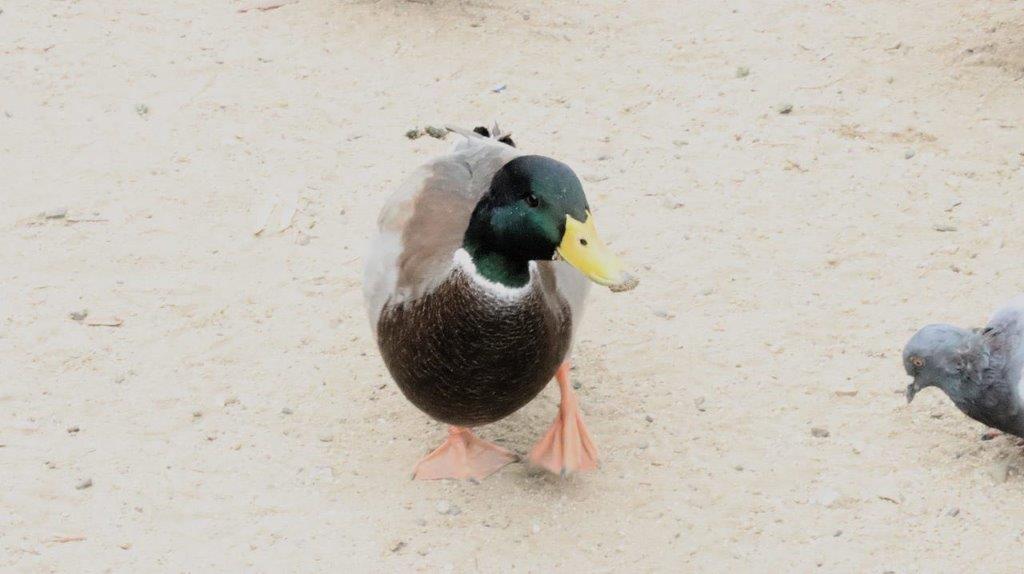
463,155 -> 637,291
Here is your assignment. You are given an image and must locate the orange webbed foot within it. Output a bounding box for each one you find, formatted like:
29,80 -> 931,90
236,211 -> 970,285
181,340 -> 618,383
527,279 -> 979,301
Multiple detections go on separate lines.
528,362 -> 599,476
413,426 -> 519,481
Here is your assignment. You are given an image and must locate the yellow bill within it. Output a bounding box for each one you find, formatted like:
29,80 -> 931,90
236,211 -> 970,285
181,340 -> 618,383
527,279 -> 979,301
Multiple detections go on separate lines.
556,211 -> 638,292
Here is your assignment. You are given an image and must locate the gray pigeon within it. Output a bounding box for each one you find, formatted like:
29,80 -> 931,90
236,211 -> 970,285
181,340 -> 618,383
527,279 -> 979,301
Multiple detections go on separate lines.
904,296 -> 1024,437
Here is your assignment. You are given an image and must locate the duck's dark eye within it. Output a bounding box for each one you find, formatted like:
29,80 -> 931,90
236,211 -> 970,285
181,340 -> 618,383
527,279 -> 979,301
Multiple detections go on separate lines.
911,357 -> 925,368
525,194 -> 539,208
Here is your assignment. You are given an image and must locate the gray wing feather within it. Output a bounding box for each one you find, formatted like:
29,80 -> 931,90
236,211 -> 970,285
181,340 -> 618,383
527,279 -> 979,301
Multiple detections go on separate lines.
985,296 -> 1024,404
363,136 -> 521,328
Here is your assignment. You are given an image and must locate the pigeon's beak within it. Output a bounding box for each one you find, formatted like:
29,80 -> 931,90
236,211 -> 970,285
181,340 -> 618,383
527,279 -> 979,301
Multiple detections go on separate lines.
906,380 -> 921,403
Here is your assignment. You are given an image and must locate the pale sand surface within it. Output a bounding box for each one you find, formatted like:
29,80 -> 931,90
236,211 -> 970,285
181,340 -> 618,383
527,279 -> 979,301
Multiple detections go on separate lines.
3,1 -> 1024,571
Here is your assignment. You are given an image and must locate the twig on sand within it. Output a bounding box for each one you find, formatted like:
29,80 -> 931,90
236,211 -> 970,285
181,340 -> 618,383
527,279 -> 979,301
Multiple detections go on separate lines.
85,317 -> 123,327
238,2 -> 294,13
785,160 -> 809,173
46,536 -> 86,545
66,217 -> 109,223
797,77 -> 842,90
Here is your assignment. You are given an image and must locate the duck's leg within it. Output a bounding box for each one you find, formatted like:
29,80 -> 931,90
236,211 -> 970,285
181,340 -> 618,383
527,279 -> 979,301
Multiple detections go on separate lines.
413,426 -> 518,480
528,361 -> 599,475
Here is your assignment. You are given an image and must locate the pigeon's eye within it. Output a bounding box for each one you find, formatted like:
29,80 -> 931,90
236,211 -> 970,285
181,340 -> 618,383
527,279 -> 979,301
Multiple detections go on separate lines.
911,357 -> 925,368
525,194 -> 540,208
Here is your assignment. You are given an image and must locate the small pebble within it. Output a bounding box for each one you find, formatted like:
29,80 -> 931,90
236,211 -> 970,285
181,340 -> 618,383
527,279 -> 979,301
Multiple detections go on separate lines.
946,507 -> 960,517
833,529 -> 843,537
811,427 -> 830,438
776,103 -> 794,115
390,540 -> 406,553
135,103 -> 149,116
645,414 -> 654,423
192,410 -> 203,419
435,500 -> 451,514
531,523 -> 541,534
223,396 -> 239,406
933,224 -> 957,232
491,83 -> 508,93
834,389 -> 858,397
904,149 -> 916,159
44,208 -> 67,219
572,381 -> 582,390
281,407 -> 293,415
318,433 -> 334,443
652,308 -> 675,319
69,310 -> 89,322
735,66 -> 750,78
424,126 -> 447,139
405,128 -> 421,140
694,397 -> 706,412
76,478 -> 93,490
66,426 -> 80,434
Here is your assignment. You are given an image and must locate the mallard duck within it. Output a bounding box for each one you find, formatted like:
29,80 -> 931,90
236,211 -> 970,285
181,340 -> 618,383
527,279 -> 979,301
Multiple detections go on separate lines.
363,125 -> 637,480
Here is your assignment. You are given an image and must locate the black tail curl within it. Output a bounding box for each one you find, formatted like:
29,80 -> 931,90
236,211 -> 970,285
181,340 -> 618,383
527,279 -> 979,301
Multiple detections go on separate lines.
473,126 -> 515,148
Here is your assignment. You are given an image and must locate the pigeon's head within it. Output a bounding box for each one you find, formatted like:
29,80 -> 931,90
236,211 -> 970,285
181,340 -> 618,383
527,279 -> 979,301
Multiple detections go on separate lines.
903,324 -> 983,404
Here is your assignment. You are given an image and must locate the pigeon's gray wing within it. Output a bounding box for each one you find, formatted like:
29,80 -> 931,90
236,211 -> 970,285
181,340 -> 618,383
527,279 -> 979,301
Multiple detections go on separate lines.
983,296 -> 1024,401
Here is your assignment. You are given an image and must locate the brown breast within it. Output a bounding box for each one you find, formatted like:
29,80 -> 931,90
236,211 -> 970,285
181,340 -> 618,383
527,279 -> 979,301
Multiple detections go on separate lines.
376,266 -> 572,427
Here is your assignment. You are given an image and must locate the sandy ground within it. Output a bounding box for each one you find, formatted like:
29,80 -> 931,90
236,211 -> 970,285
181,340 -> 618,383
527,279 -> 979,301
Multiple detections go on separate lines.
3,0 -> 1024,571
